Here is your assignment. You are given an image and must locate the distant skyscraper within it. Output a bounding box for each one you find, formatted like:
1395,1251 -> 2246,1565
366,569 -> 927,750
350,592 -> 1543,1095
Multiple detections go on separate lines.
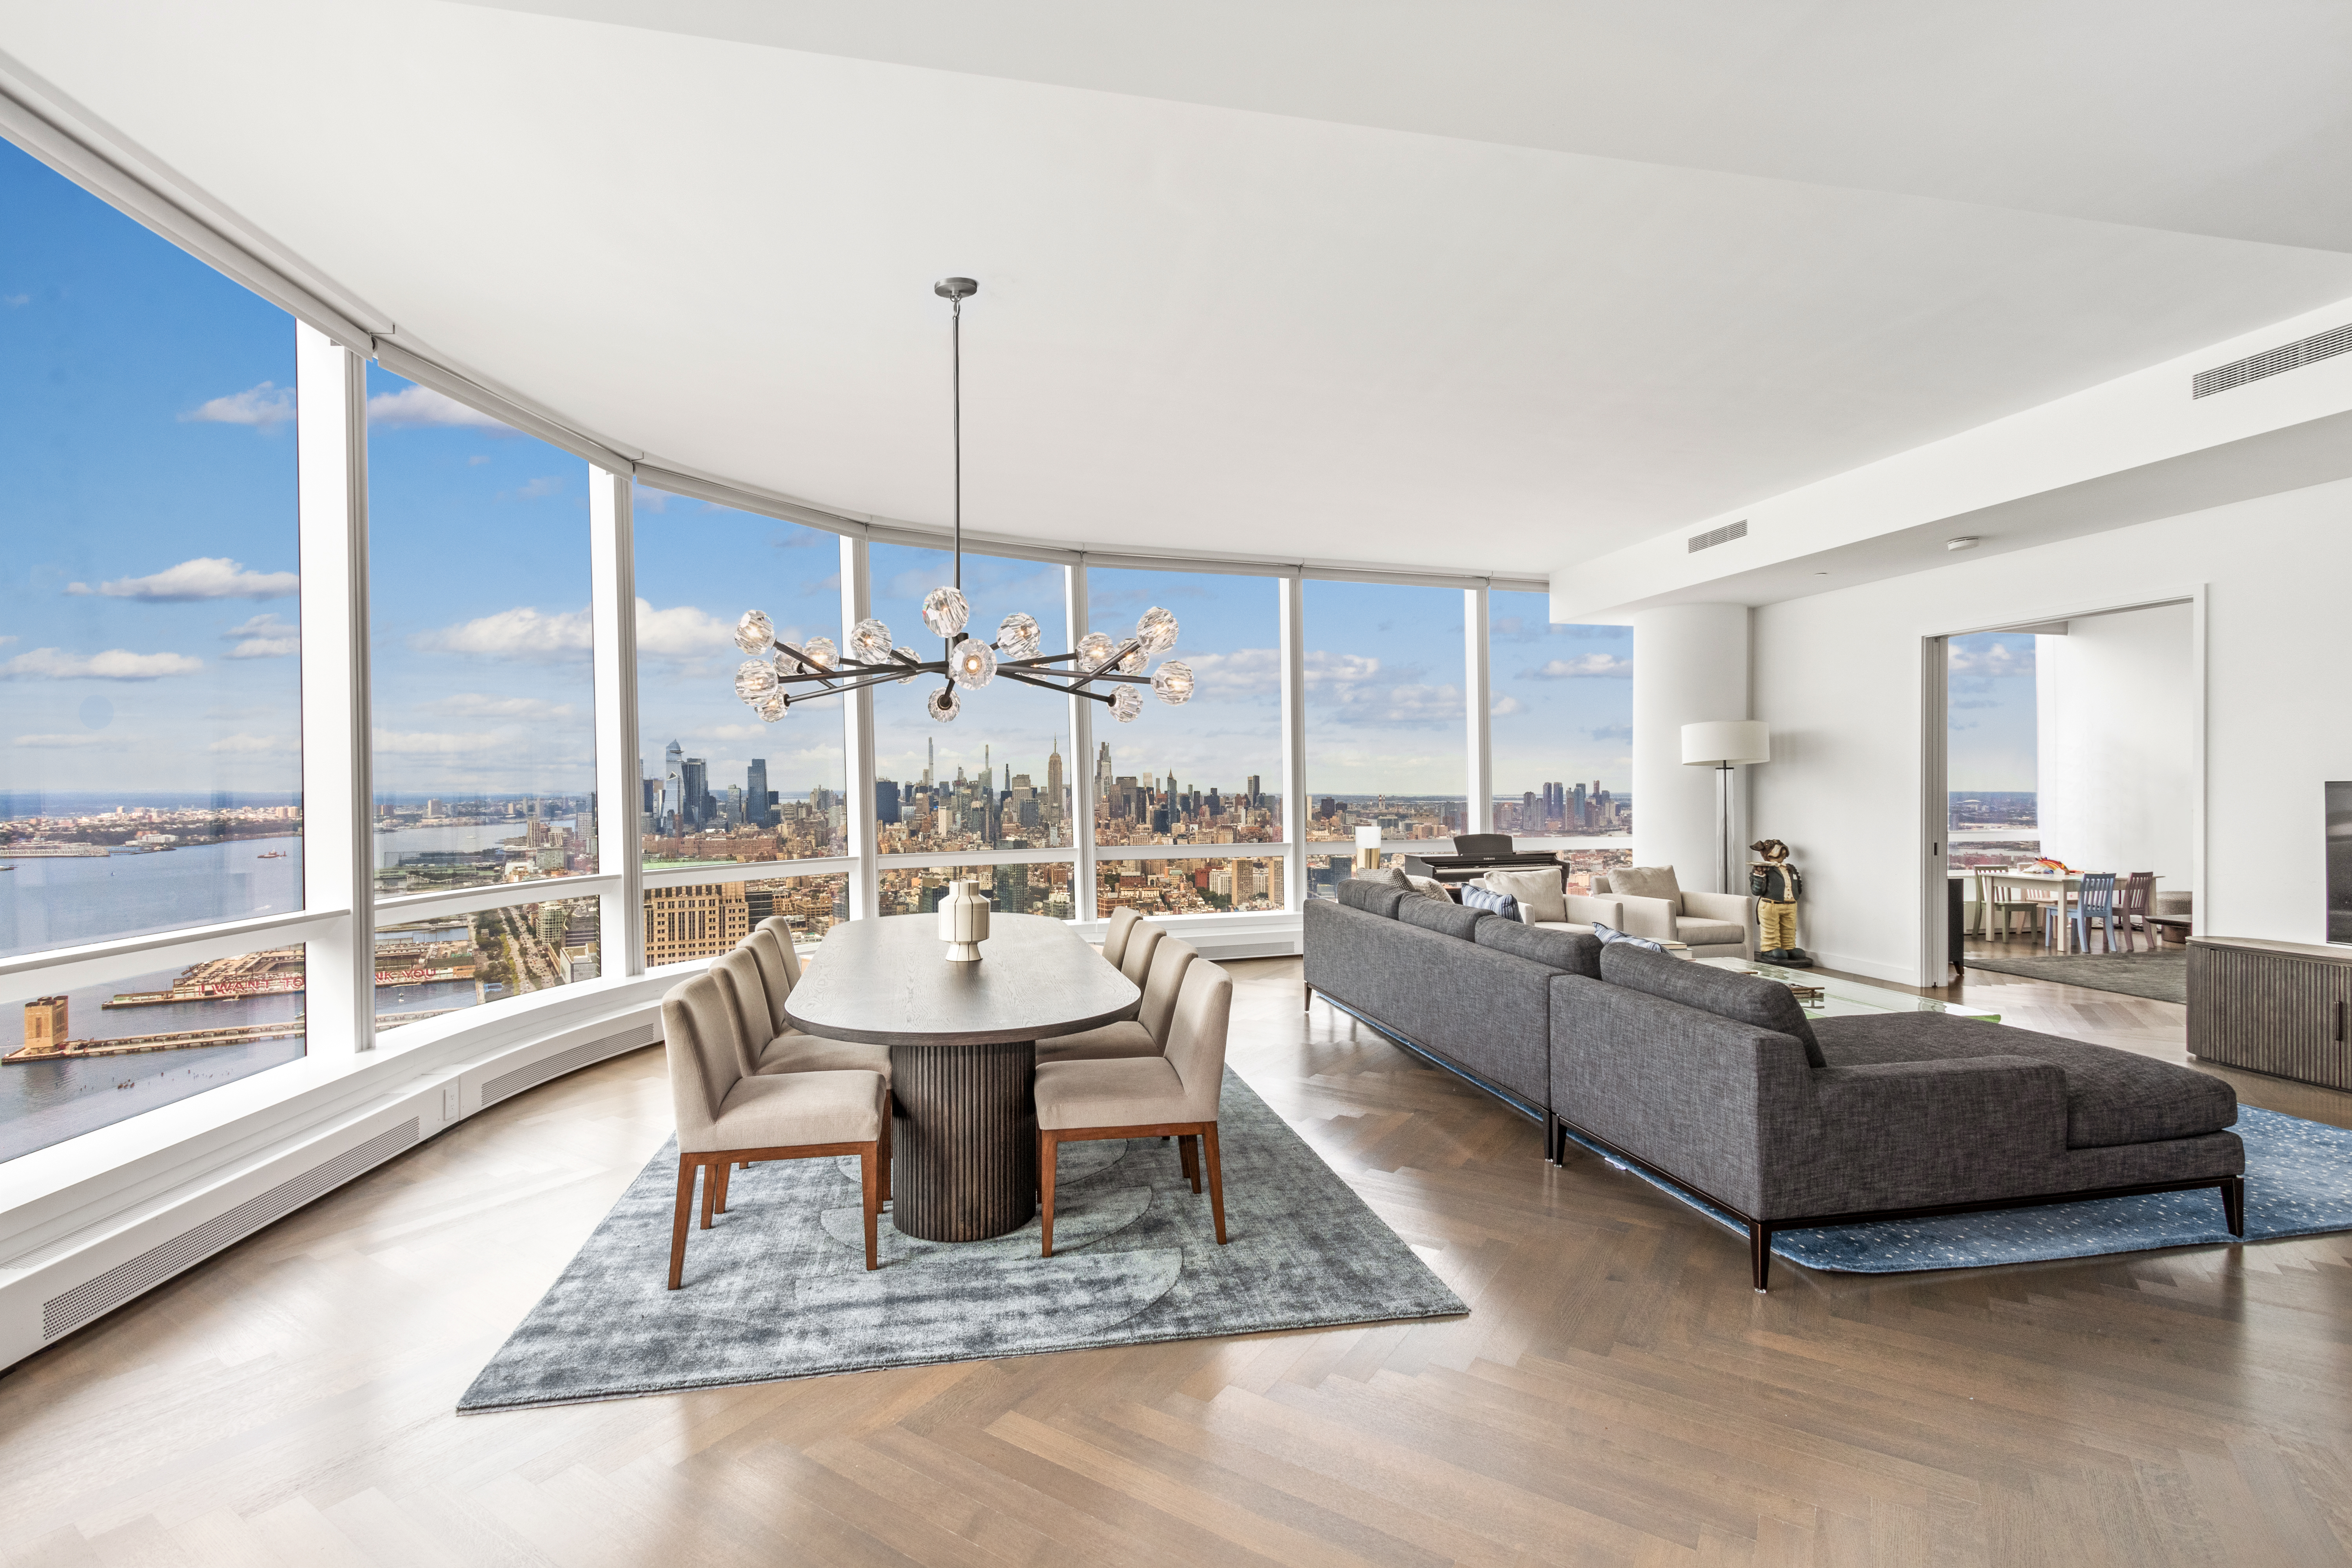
925,738 -> 935,790
875,779 -> 901,825
746,759 -> 769,828
1096,741 -> 1112,812
681,757 -> 709,829
1047,737 -> 1063,824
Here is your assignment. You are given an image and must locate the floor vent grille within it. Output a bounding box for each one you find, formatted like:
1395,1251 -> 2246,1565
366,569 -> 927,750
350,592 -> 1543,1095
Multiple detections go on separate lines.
2194,323 -> 2352,398
483,1035 -> 645,1106
1688,519 -> 1748,553
41,1118 -> 420,1341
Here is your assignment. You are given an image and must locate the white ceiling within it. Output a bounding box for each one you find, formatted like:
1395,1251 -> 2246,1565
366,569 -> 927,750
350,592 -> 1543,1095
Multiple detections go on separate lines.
5,0 -> 2351,575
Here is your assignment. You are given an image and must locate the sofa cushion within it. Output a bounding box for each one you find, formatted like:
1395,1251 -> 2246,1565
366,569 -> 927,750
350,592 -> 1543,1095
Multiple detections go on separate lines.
1475,918 -> 1600,976
1809,1010 -> 2236,1149
1611,866 -> 1684,909
1336,879 -> 1409,918
1460,884 -> 1519,920
1598,943 -> 1826,1067
1478,867 -> 1565,923
1677,917 -> 1749,947
1397,896 -> 1490,941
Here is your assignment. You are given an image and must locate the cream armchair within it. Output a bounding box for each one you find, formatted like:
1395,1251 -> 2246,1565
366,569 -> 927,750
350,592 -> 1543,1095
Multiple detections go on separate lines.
1593,868 -> 1757,960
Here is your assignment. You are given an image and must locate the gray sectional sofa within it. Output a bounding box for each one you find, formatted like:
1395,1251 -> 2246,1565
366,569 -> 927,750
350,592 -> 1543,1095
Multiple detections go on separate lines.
1304,880 -> 2245,1290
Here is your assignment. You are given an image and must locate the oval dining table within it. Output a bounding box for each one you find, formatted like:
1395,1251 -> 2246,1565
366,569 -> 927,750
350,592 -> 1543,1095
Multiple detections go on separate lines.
782,913 -> 1141,1242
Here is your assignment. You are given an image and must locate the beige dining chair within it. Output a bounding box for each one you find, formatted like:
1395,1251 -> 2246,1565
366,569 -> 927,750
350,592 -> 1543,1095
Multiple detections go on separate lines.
713,945 -> 891,1083
1118,922 -> 1165,988
1038,936 -> 1199,1063
1100,906 -> 1143,969
1979,870 -> 2044,941
753,916 -> 804,989
660,971 -> 887,1287
1036,960 -> 1234,1258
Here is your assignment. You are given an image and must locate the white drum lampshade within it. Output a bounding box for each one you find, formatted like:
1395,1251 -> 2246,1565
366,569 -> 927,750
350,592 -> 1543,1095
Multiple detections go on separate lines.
1354,824 -> 1383,871
1681,720 -> 1770,767
938,878 -> 991,962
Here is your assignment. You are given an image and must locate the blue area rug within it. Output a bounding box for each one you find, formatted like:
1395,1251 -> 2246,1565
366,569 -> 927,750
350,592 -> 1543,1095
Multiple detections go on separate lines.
1561,1106 -> 2352,1276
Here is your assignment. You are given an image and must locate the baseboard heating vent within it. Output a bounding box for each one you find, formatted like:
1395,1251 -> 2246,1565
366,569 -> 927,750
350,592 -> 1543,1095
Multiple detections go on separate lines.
41,1117 -> 420,1342
482,1034 -> 648,1107
1688,519 -> 1747,553
2194,323 -> 2352,398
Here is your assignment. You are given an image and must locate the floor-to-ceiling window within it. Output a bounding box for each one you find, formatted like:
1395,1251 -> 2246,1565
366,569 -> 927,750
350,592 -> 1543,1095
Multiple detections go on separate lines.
366,368 -> 597,1025
0,140 -> 309,1157
632,483 -> 849,958
1301,580 -> 1466,898
1488,588 -> 1633,891
1946,630 -> 2040,874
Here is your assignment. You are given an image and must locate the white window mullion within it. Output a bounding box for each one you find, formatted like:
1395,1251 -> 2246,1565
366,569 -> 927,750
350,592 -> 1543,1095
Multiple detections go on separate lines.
1067,563 -> 1097,923
1278,574 -> 1307,913
588,466 -> 644,976
1466,585 -> 1492,836
841,535 -> 879,922
296,322 -> 372,1056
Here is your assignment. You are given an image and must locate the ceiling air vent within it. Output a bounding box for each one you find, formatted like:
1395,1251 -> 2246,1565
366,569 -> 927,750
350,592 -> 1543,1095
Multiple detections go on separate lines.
1688,519 -> 1748,554
2193,323 -> 2352,399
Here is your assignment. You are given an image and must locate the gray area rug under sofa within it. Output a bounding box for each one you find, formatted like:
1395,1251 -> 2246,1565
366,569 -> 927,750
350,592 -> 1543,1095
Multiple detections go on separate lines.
460,1068 -> 1466,1412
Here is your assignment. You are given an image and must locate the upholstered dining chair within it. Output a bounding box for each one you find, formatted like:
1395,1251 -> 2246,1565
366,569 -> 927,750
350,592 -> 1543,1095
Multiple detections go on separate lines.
660,971 -> 887,1287
1099,906 -> 1143,970
713,945 -> 892,1083
1038,936 -> 1199,1063
1035,960 -> 1234,1258
1117,922 -> 1165,988
753,916 -> 804,989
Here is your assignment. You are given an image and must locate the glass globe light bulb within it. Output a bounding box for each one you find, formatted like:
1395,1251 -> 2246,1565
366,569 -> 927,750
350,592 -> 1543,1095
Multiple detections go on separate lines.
926,686 -> 962,723
771,649 -> 801,676
1111,686 -> 1143,724
734,659 -> 779,702
921,585 -> 970,638
1134,606 -> 1178,655
1118,644 -> 1147,675
1151,660 -> 1195,706
850,617 -> 892,663
1075,631 -> 1116,670
734,609 -> 774,653
951,638 -> 997,690
755,691 -> 788,722
891,646 -> 918,683
997,611 -> 1042,660
802,636 -> 838,670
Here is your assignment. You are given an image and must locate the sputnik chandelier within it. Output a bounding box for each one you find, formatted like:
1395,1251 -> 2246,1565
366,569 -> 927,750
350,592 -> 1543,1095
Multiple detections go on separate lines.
731,277 -> 1196,727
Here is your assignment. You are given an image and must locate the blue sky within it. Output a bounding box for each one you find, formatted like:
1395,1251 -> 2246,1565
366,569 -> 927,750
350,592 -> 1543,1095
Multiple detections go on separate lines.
1490,590 -> 1632,802
1947,631 -> 2038,791
1,140 -> 302,804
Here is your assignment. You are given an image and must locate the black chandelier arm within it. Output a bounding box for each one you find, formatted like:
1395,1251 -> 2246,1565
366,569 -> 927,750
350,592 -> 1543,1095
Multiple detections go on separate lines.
768,640 -> 845,691
993,667 -> 1115,705
1003,667 -> 1154,690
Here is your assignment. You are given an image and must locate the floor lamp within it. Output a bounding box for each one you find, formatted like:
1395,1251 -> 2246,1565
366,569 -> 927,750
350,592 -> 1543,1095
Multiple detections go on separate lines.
1681,721 -> 1770,894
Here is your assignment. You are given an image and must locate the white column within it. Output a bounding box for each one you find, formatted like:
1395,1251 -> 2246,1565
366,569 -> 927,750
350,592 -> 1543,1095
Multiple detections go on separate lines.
1067,563 -> 1097,922
1630,602 -> 1752,894
1465,586 -> 1492,836
1278,574 -> 1308,912
295,323 -> 372,1054
840,535 -> 879,922
589,466 -> 643,976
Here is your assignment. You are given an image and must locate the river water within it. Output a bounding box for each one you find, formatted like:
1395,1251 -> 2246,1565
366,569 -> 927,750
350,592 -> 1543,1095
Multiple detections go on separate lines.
1,823 -> 572,1163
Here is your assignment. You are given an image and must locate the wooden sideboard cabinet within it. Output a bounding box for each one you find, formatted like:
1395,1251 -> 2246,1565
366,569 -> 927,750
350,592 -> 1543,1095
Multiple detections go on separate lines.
2188,935 -> 2352,1090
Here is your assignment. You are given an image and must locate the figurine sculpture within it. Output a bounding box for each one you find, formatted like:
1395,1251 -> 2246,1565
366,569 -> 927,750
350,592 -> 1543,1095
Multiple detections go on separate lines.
1748,838 -> 1812,967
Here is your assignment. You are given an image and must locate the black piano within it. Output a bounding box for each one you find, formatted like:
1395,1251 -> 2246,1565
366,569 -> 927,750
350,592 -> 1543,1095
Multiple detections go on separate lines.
1401,835 -> 1566,887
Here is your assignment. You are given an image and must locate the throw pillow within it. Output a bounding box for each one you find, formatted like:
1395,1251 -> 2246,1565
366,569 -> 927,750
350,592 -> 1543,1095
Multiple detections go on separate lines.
1477,867 -> 1566,924
1460,884 -> 1520,921
1611,866 -> 1683,908
1592,920 -> 1668,954
1405,874 -> 1456,904
1357,865 -> 1410,889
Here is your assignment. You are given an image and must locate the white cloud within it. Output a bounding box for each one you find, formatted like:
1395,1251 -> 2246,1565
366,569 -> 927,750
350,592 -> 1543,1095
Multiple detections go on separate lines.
0,635 -> 14,647
433,693 -> 576,719
13,733 -> 122,748
636,599 -> 737,659
182,381 -> 293,430
1948,640 -> 2035,677
467,455 -> 490,467
1490,695 -> 1525,716
372,728 -> 490,756
365,384 -> 510,430
1181,647 -> 1282,696
208,733 -> 295,753
3,647 -> 203,680
74,557 -> 298,601
510,475 -> 566,500
220,613 -> 299,659
1523,654 -> 1633,680
414,605 -> 592,661
4,293 -> 28,307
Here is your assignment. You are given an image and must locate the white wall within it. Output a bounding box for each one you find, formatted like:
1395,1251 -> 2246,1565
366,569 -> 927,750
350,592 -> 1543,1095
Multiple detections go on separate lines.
1752,473 -> 2352,983
2035,604 -> 2195,891
1631,603 -> 1752,894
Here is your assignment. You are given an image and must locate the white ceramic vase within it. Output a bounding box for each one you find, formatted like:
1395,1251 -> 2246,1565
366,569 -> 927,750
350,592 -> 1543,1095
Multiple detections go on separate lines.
938,878 -> 991,962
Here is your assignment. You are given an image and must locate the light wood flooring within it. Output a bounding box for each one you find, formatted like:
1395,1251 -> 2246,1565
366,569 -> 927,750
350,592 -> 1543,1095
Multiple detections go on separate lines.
3,952 -> 2350,1566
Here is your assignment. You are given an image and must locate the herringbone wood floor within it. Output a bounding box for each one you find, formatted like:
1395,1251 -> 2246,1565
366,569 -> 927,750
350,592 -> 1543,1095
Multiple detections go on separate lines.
3,951 -> 2349,1566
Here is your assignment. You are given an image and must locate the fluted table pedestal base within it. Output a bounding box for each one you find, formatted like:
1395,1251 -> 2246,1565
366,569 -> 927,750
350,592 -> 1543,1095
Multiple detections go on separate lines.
889,1038 -> 1038,1241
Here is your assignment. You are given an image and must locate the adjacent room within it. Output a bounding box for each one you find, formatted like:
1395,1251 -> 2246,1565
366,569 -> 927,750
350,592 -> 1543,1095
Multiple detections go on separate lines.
4,5 -> 2352,1563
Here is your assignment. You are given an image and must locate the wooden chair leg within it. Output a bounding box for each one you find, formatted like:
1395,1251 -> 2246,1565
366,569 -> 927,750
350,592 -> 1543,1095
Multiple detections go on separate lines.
859,1143 -> 880,1271
714,1160 -> 731,1214
668,1157 -> 697,1290
880,1103 -> 893,1205
1040,1132 -> 1060,1258
1200,1122 -> 1227,1245
1179,1133 -> 1201,1192
700,1158 -> 718,1230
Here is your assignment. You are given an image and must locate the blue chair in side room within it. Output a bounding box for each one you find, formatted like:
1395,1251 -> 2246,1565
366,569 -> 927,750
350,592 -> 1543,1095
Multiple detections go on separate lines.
2067,872 -> 2120,954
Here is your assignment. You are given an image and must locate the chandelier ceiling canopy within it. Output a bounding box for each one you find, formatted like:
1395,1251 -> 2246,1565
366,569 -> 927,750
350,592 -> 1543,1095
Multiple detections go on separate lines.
732,278 -> 1197,726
